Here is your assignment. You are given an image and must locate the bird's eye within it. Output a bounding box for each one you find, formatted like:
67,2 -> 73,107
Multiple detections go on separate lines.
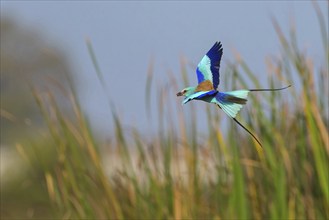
183,90 -> 187,93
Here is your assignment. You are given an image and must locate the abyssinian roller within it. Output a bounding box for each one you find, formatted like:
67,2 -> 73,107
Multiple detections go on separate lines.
176,42 -> 291,147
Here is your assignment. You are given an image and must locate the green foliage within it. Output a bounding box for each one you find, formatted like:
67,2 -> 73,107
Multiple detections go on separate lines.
2,6 -> 328,219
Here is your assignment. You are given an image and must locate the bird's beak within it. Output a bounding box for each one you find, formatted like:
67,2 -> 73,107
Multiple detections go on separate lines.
176,91 -> 183,96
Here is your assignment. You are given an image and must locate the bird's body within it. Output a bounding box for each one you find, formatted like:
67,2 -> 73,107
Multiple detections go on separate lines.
176,42 -> 291,147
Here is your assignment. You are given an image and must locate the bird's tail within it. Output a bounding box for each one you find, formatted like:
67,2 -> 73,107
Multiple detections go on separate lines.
213,85 -> 291,118
213,90 -> 263,147
212,85 -> 291,148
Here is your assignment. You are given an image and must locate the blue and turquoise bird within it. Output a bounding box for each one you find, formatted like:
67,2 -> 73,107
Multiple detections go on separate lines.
176,42 -> 291,147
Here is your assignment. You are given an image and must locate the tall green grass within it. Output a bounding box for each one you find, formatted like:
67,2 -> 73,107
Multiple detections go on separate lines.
5,6 -> 328,219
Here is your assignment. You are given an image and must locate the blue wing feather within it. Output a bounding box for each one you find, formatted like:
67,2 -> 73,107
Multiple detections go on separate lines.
206,42 -> 223,88
196,42 -> 223,89
196,68 -> 205,83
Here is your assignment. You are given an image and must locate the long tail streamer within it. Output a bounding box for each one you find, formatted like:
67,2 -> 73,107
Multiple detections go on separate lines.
232,84 -> 291,148
232,118 -> 263,148
249,85 -> 291,92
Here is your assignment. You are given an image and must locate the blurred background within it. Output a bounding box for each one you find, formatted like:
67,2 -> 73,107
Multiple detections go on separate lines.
1,1 -> 326,139
1,1 -> 328,219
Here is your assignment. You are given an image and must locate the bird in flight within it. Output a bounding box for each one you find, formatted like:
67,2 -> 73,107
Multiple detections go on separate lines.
176,42 -> 291,147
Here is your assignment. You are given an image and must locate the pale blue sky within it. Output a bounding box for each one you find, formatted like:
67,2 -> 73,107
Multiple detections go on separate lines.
1,1 -> 327,137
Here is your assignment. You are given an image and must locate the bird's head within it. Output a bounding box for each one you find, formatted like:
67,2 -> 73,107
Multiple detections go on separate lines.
176,87 -> 195,97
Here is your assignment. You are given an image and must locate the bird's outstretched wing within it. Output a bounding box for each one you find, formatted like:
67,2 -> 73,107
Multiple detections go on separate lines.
196,42 -> 223,90
213,91 -> 249,118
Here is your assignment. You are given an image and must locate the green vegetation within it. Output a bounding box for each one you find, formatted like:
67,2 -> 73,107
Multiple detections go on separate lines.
2,6 -> 328,220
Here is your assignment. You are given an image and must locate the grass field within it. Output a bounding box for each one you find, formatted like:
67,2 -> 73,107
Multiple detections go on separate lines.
1,6 -> 328,220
